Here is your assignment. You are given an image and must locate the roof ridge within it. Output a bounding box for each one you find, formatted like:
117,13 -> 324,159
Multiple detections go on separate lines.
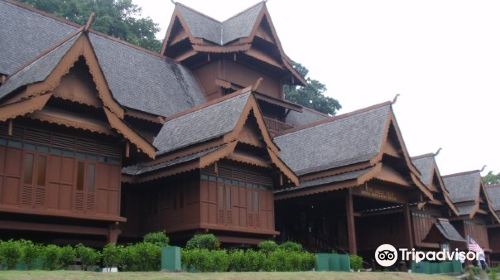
2,0 -> 81,28
163,87 -> 253,122
176,2 -> 222,24
3,0 -> 176,62
222,1 -> 265,23
442,170 -> 480,178
411,153 -> 435,160
276,101 -> 392,137
4,29 -> 82,82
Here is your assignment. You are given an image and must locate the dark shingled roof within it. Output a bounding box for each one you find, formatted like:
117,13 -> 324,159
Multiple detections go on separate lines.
412,154 -> 435,186
0,33 -> 78,98
435,218 -> 466,242
153,92 -> 251,155
275,103 -> 392,175
485,184 -> 500,211
122,145 -> 224,176
285,107 -> 329,127
176,2 -> 264,45
443,171 -> 481,204
0,0 -> 77,75
275,168 -> 371,195
0,0 -> 206,116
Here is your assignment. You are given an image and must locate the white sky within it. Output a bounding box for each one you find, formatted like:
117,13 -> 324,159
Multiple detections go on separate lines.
133,0 -> 500,176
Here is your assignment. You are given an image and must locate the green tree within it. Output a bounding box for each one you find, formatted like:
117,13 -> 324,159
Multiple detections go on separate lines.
483,171 -> 500,185
18,0 -> 161,52
284,61 -> 341,115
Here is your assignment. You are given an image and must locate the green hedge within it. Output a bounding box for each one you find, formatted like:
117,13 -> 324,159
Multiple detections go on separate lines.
182,248 -> 315,272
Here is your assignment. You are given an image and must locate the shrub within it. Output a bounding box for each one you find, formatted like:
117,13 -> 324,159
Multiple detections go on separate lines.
59,245 -> 76,269
350,254 -> 363,271
186,234 -> 220,250
124,242 -> 161,271
42,245 -> 61,270
182,249 -> 229,272
20,240 -> 40,270
279,241 -> 303,252
102,243 -> 124,268
75,244 -> 101,270
228,249 -> 245,271
0,240 -> 22,269
143,231 -> 169,247
258,240 -> 278,254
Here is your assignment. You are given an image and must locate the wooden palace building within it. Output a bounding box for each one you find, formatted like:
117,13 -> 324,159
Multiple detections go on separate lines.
0,0 -> 498,263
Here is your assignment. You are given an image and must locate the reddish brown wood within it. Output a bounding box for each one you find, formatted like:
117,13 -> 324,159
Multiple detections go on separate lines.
346,189 -> 357,254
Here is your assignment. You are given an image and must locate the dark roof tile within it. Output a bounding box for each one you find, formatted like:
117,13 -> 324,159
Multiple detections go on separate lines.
275,103 -> 391,175
176,2 -> 264,45
153,92 -> 251,154
443,171 -> 481,204
485,184 -> 500,211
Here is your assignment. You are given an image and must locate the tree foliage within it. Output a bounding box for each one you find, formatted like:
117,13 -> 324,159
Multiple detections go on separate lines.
18,0 -> 162,52
483,171 -> 500,185
284,61 -> 341,115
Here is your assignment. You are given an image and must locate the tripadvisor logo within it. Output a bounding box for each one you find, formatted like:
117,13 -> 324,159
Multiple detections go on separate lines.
374,244 -> 480,267
375,244 -> 398,267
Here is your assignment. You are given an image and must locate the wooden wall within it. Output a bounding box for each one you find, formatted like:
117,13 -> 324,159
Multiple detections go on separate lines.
489,227 -> 500,253
0,122 -> 122,219
200,161 -> 275,234
411,209 -> 440,248
192,59 -> 283,101
356,212 -> 408,251
463,219 -> 490,250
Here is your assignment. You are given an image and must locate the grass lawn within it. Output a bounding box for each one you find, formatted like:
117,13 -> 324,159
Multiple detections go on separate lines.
0,271 -> 456,280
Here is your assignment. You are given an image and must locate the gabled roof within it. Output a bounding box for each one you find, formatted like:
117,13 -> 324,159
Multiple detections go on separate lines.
412,153 -> 459,215
175,2 -> 264,45
0,0 -> 77,75
0,29 -> 156,158
127,88 -> 298,185
443,171 -> 500,222
275,102 -> 391,175
0,0 -> 206,117
485,184 -> 500,212
154,91 -> 251,155
0,32 -> 80,98
424,218 -> 466,243
443,171 -> 481,204
412,154 -> 436,187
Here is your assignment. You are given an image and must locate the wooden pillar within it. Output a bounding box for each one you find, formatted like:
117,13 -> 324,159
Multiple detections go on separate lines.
403,203 -> 414,248
346,189 -> 357,254
107,223 -> 121,244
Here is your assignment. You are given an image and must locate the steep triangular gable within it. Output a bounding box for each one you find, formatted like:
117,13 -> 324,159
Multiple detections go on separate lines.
222,94 -> 297,185
0,31 -> 156,158
243,5 -> 305,85
161,8 -> 199,55
479,181 -> 500,223
372,110 -> 433,200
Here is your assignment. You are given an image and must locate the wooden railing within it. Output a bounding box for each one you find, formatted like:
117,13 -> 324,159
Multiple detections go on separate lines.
263,117 -> 293,136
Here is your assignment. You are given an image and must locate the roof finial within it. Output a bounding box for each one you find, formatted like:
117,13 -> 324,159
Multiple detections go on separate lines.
434,147 -> 442,157
252,77 -> 264,92
170,0 -> 176,4
480,165 -> 487,172
84,12 -> 96,32
392,93 -> 400,104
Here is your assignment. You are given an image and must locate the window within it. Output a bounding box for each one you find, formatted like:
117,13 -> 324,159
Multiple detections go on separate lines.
86,163 -> 95,192
76,162 -> 84,191
23,153 -> 34,184
37,155 -> 47,186
217,185 -> 224,209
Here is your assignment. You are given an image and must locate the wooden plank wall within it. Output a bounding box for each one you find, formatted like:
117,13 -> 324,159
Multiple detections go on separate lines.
200,162 -> 275,233
412,210 -> 438,247
0,122 -> 122,218
464,219 -> 490,250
